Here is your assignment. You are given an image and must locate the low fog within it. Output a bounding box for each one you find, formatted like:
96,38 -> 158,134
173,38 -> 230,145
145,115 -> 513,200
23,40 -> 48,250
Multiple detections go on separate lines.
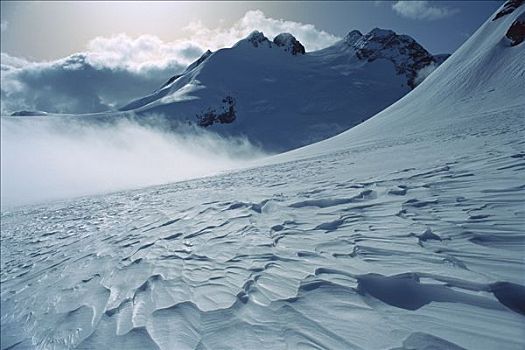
1,116 -> 266,207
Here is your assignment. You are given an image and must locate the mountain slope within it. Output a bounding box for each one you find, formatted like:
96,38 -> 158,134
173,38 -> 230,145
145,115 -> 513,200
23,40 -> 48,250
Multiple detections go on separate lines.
277,1 -> 525,161
1,3 -> 524,350
122,28 -> 448,152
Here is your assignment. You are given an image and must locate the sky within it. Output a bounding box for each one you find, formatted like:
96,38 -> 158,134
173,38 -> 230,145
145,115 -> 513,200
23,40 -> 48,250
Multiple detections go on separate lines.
1,1 -> 502,60
0,1 -> 504,116
0,0 -> 507,205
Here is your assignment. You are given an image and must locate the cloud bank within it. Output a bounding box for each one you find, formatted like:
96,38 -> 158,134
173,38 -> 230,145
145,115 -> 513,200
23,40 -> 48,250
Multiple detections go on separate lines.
1,10 -> 340,115
1,116 -> 265,207
85,34 -> 204,73
414,62 -> 438,86
0,52 -> 189,115
392,1 -> 459,20
184,9 -> 340,52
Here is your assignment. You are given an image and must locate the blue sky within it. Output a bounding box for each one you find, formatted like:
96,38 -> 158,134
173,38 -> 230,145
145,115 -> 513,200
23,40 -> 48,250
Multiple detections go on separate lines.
1,1 -> 503,61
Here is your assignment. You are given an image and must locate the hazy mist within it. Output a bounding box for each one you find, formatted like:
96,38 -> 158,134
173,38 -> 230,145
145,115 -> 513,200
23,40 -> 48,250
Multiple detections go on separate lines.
1,116 -> 266,207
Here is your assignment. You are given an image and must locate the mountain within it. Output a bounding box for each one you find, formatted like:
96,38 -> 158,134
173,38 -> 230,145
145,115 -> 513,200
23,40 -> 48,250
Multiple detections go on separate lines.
279,0 -> 524,161
2,3 -> 524,350
121,28 -> 449,152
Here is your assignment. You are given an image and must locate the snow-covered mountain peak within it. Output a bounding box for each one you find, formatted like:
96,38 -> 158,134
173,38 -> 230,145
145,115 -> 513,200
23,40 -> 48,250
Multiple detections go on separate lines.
367,27 -> 397,39
343,30 -> 363,46
349,27 -> 444,88
353,27 -> 423,56
236,30 -> 273,49
273,33 -> 306,55
120,25 -> 450,151
233,31 -> 306,55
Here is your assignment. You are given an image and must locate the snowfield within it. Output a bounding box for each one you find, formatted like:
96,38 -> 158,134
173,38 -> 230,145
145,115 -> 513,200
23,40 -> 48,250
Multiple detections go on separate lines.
1,3 -> 525,350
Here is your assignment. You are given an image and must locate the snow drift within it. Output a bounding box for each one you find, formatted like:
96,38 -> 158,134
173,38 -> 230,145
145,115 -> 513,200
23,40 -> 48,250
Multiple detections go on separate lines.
1,2 -> 524,350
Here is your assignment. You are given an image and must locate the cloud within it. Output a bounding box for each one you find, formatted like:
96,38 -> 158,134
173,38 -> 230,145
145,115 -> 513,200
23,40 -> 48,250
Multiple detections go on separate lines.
1,10 -> 340,115
183,10 -> 340,52
414,62 -> 438,86
0,32 -> 207,114
392,1 -> 459,20
0,20 -> 7,32
1,53 -> 31,70
85,34 -> 204,72
1,116 -> 266,207
1,52 -> 188,114
0,10 -> 338,205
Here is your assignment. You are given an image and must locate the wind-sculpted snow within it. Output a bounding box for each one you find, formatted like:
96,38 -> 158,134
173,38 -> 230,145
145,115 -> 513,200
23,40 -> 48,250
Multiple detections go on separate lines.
2,3 -> 525,350
1,107 -> 524,349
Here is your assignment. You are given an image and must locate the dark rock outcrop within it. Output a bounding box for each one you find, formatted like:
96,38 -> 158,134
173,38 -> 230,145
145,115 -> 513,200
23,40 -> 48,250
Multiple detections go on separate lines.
506,13 -> 525,46
11,110 -> 48,117
346,28 -> 448,88
273,33 -> 306,55
245,31 -> 273,48
493,0 -> 524,21
239,31 -> 306,55
196,96 -> 237,127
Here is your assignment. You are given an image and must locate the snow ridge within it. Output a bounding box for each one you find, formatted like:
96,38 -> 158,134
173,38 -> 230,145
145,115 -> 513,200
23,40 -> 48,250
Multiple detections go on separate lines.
347,28 -> 449,88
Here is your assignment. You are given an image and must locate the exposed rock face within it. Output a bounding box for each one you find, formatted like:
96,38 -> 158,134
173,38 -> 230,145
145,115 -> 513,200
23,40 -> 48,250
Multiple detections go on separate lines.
246,31 -> 273,48
506,13 -> 525,46
122,26 -> 449,147
493,0 -> 524,21
196,96 -> 237,127
273,33 -> 306,55
10,110 -> 48,117
345,28 -> 448,89
239,31 -> 306,55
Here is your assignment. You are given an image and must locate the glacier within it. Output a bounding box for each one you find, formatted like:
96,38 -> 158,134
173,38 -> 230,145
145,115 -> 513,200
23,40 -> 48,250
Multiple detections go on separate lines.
1,3 -> 525,350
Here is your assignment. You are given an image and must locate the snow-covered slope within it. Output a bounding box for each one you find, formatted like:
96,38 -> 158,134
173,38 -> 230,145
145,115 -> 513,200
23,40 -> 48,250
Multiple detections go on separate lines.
1,3 -> 524,350
277,0 -> 525,160
121,29 -> 447,152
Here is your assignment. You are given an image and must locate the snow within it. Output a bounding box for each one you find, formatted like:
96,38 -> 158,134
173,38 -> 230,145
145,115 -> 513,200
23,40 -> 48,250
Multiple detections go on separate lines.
343,30 -> 363,46
158,82 -> 204,104
121,28 -> 446,152
1,3 -> 525,350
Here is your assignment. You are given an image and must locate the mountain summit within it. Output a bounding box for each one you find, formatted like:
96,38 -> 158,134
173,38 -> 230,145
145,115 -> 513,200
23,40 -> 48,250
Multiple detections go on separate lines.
343,28 -> 447,88
121,28 -> 449,151
233,31 -> 305,55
